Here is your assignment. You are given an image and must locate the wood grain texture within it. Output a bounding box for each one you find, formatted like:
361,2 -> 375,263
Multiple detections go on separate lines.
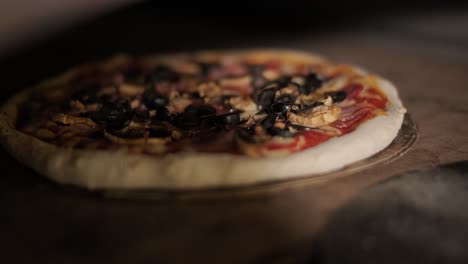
1,37 -> 468,263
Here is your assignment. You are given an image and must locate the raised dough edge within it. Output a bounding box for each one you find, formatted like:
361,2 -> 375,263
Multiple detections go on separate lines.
0,50 -> 405,190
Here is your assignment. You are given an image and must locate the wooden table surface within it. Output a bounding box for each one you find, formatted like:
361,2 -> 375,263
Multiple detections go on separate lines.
1,8 -> 468,264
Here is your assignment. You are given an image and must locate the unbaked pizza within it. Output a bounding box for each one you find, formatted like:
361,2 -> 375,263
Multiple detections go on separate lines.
0,50 -> 406,189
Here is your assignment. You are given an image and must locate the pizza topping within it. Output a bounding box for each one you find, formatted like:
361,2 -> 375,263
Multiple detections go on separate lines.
218,112 -> 241,126
287,104 -> 341,128
148,125 -> 172,138
153,107 -> 174,122
274,83 -> 301,102
18,53 -> 391,157
301,73 -> 326,94
255,87 -> 276,111
142,86 -> 169,109
269,102 -> 297,115
118,83 -> 144,97
90,101 -> 133,129
325,91 -> 347,103
197,82 -> 222,98
220,75 -> 252,88
50,113 -> 97,127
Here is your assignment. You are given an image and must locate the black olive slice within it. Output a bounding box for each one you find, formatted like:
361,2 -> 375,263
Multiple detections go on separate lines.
153,106 -> 174,122
236,126 -> 256,143
218,112 -> 241,125
142,88 -> 168,109
175,112 -> 200,130
269,102 -> 294,115
260,114 -> 277,129
256,88 -> 276,110
90,101 -> 133,130
133,108 -> 150,122
275,94 -> 295,104
151,95 -> 169,108
266,127 -> 296,138
106,127 -> 145,139
301,73 -> 326,94
199,114 -> 218,128
148,126 -> 172,138
325,91 -> 347,103
175,104 -> 220,129
185,104 -> 217,118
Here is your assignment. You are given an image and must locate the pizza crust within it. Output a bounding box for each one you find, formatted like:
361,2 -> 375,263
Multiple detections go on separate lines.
0,50 -> 406,190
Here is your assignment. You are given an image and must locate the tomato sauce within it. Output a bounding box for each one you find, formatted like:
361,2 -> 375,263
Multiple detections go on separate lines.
333,85 -> 387,134
260,83 -> 389,154
333,110 -> 374,134
265,130 -> 332,152
361,88 -> 388,109
298,131 -> 333,150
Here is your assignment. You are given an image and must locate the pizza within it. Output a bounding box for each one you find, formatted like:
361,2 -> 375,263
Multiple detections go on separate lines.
0,50 -> 406,189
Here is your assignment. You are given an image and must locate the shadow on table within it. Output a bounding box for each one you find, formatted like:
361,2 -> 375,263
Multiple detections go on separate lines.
305,161 -> 468,264
256,161 -> 468,263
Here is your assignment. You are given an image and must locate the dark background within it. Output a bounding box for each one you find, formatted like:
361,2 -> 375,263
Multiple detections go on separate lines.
1,0 -> 467,100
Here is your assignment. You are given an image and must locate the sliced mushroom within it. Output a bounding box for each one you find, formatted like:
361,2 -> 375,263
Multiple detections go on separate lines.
51,113 -> 98,127
291,75 -> 306,86
197,82 -> 221,98
69,100 -> 85,111
228,96 -> 257,119
262,69 -> 280,80
119,83 -> 144,97
69,100 -> 100,113
274,83 -> 301,102
167,96 -> 192,113
287,104 -> 341,128
300,73 -> 327,94
296,93 -> 333,106
66,122 -> 100,137
315,76 -> 349,94
219,75 -> 251,88
130,98 -> 141,109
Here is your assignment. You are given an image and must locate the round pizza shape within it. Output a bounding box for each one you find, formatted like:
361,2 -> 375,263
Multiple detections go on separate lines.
0,50 -> 406,189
